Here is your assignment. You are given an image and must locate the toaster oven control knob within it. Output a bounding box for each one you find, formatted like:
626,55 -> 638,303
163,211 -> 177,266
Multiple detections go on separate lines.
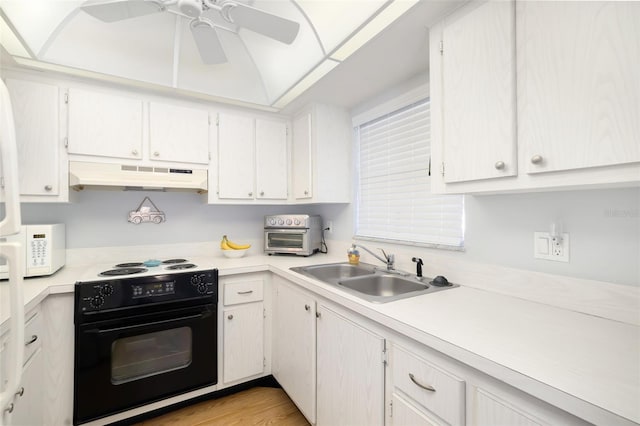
294,219 -> 301,225
268,218 -> 276,226
90,295 -> 105,309
286,219 -> 292,225
100,284 -> 113,296
278,219 -> 284,225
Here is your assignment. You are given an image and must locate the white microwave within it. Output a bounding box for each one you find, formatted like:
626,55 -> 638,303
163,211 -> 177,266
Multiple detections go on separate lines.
0,224 -> 66,278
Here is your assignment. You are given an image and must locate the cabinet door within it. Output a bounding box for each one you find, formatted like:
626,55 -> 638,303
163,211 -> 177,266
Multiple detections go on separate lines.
9,349 -> 44,426
471,387 -> 546,426
292,112 -> 312,199
272,279 -> 316,423
149,101 -> 209,164
518,1 -> 640,174
440,0 -> 517,183
223,302 -> 264,384
255,118 -> 288,200
67,88 -> 143,159
391,393 -> 441,426
5,79 -> 60,196
316,305 -> 385,426
217,113 -> 255,199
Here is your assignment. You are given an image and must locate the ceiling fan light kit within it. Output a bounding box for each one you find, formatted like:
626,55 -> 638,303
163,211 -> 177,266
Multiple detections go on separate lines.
80,0 -> 300,65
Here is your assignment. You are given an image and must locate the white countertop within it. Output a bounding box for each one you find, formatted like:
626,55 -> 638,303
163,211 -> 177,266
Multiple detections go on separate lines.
1,252 -> 638,425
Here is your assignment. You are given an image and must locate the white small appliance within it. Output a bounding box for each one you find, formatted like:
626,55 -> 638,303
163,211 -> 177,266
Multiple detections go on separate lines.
264,214 -> 323,256
0,224 -> 66,279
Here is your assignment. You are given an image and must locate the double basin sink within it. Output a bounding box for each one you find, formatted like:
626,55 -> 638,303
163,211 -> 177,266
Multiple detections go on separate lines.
290,262 -> 457,304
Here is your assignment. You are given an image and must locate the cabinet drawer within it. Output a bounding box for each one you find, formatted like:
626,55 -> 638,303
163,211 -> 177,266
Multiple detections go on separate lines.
224,280 -> 264,306
392,344 -> 465,425
24,308 -> 43,363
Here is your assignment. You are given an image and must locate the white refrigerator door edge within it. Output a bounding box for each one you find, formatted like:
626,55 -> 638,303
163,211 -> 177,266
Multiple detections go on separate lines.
0,242 -> 25,416
0,80 -> 21,236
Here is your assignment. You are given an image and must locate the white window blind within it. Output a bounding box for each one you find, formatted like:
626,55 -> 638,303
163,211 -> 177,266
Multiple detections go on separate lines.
356,98 -> 464,248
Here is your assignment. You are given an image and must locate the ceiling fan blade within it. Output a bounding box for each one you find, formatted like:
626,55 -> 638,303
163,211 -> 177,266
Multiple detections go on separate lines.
190,21 -> 227,64
226,3 -> 300,44
80,0 -> 164,23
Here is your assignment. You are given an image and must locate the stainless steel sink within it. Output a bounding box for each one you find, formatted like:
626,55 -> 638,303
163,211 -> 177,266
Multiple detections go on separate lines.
295,262 -> 377,283
338,274 -> 428,297
290,262 -> 457,303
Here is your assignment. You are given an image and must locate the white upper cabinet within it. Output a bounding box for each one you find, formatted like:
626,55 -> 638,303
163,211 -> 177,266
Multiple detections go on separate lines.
292,112 -> 313,200
67,87 -> 143,160
430,0 -> 640,194
255,118 -> 288,200
148,101 -> 209,165
4,78 -> 67,202
440,0 -> 517,183
214,112 -> 289,203
217,112 -> 255,200
518,1 -> 640,174
291,104 -> 351,203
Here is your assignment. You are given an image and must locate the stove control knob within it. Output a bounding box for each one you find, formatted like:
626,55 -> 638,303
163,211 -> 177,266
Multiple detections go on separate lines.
197,284 -> 207,294
191,275 -> 203,285
90,295 -> 105,309
100,284 -> 114,296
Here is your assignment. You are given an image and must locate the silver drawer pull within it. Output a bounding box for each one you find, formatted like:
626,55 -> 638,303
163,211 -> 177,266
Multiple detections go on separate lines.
237,290 -> 253,295
304,304 -> 310,311
227,314 -> 234,320
15,387 -> 24,397
25,335 -> 38,346
4,403 -> 14,414
409,373 -> 436,392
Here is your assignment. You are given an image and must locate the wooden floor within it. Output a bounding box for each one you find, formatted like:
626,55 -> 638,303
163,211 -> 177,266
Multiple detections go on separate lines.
135,387 -> 310,426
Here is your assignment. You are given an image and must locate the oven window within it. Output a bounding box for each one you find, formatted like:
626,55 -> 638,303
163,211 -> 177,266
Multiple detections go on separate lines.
111,327 -> 192,384
268,232 -> 304,249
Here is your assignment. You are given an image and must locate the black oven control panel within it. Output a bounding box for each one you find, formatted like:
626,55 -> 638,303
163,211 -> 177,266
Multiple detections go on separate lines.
76,269 -> 218,313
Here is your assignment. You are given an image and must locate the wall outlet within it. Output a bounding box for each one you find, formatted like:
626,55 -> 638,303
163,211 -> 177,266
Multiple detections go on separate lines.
534,232 -> 569,262
326,221 -> 333,234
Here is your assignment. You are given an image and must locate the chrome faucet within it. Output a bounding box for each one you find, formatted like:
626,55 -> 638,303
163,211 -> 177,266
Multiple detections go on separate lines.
351,243 -> 395,271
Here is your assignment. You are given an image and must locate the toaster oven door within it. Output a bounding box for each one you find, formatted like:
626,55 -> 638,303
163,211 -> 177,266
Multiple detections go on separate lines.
265,229 -> 308,253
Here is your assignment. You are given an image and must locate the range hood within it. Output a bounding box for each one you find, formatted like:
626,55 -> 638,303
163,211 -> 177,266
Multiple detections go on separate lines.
69,161 -> 208,192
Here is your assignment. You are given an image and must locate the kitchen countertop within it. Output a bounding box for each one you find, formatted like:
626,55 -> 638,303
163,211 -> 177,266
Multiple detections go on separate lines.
1,252 -> 638,425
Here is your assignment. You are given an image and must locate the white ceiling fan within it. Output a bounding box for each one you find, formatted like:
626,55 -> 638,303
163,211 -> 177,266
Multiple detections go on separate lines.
80,0 -> 301,64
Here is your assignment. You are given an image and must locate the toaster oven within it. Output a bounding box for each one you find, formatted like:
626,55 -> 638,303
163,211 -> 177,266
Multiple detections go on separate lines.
264,214 -> 322,256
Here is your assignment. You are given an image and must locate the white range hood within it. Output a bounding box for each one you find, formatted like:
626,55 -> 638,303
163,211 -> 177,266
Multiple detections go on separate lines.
69,161 -> 208,192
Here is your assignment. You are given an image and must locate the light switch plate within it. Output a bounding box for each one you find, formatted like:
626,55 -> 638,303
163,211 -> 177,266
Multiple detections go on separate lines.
534,232 -> 569,262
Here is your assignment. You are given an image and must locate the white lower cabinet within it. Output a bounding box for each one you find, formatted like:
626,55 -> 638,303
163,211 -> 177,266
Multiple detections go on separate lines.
221,276 -> 266,385
272,276 -> 385,426
1,307 -> 44,426
316,304 -> 385,426
392,393 -> 440,426
272,277 -> 317,423
388,343 -> 465,426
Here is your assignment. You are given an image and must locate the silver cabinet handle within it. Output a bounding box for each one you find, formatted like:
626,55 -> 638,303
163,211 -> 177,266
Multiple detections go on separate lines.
237,290 -> 253,295
531,155 -> 543,164
131,149 -> 138,156
44,185 -> 53,191
4,403 -> 14,414
304,304 -> 310,311
153,151 -> 160,157
315,311 -> 321,318
248,192 -> 253,197
494,161 -> 505,170
304,190 -> 309,195
409,373 -> 436,392
260,191 -> 264,196
15,387 -> 24,397
25,335 -> 38,346
227,314 -> 233,320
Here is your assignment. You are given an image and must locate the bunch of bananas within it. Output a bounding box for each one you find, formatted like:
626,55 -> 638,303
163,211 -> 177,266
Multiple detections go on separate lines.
220,235 -> 251,250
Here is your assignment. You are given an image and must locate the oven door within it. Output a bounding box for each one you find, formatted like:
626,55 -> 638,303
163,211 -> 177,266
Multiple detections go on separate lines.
74,303 -> 217,425
264,229 -> 309,254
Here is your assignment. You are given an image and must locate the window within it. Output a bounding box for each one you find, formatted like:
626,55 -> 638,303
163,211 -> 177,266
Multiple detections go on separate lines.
355,98 -> 464,248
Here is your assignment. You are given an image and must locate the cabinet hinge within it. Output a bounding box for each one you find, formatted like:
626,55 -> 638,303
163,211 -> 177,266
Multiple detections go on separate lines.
0,176 -> 4,189
286,126 -> 289,136
441,162 -> 445,177
263,357 -> 266,367
440,40 -> 444,55
216,116 -> 220,126
263,308 -> 266,318
208,115 -> 211,125
389,401 -> 393,418
382,348 -> 388,366
64,92 -> 69,104
64,137 -> 69,148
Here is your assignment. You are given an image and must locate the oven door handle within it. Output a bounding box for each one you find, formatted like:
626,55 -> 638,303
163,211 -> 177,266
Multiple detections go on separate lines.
86,312 -> 207,335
